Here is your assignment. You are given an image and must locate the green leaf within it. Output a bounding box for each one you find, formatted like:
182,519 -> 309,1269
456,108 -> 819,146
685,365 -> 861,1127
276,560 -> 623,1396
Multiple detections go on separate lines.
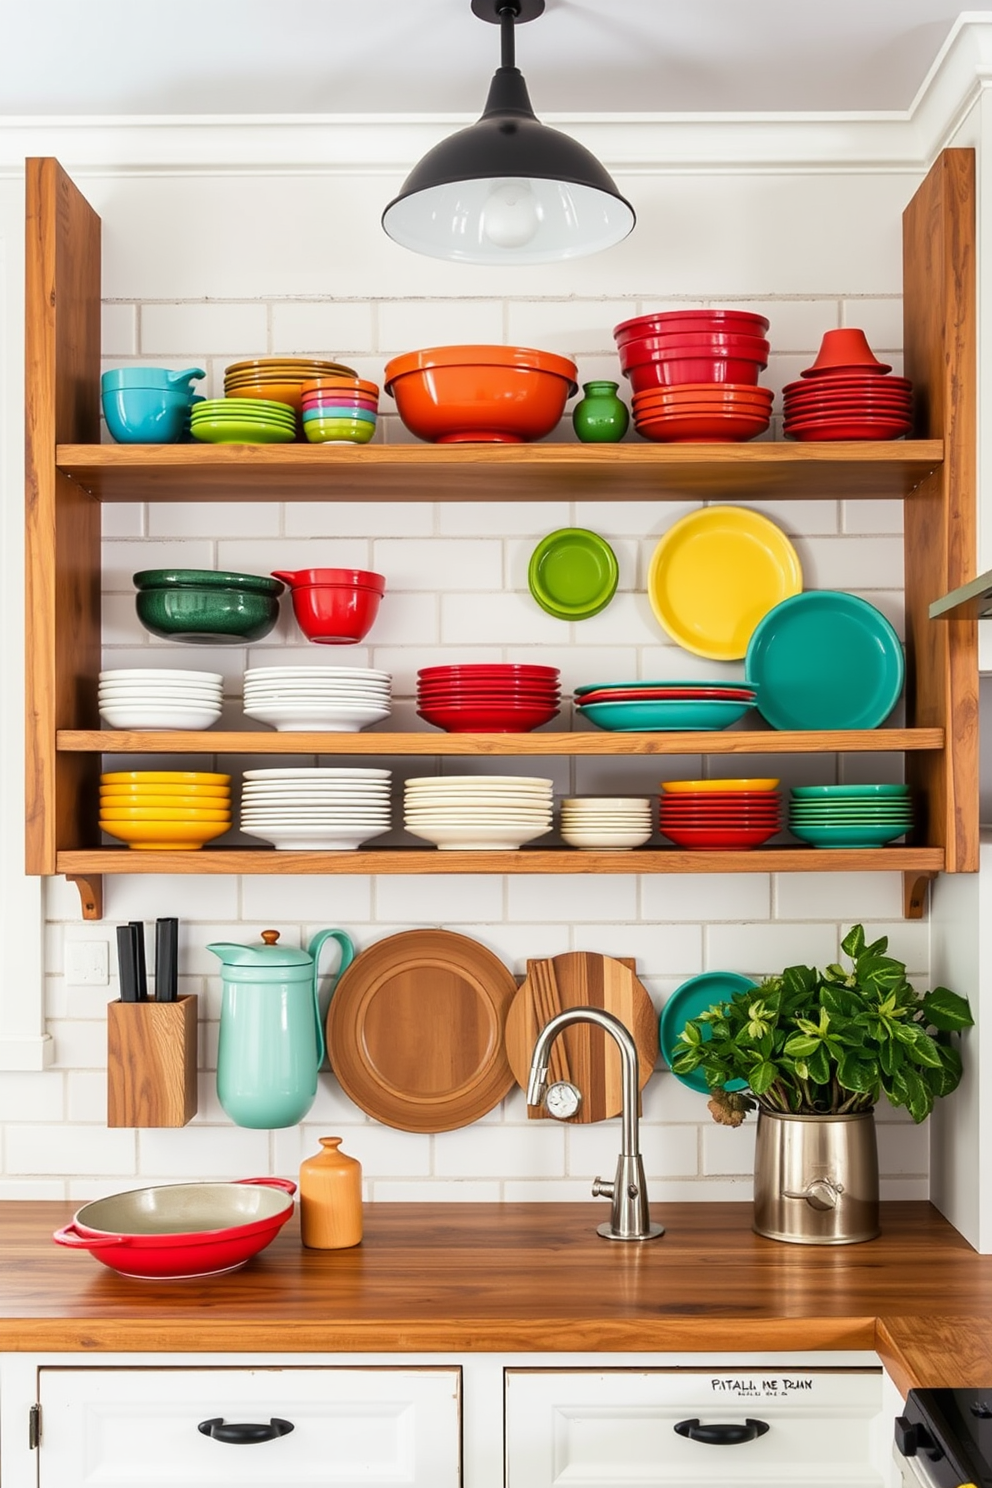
837,1050 -> 878,1094
922,986 -> 975,1032
783,1034 -> 821,1058
895,1023 -> 944,1069
677,1022 -> 702,1048
806,1043 -> 831,1086
749,1060 -> 780,1095
879,1039 -> 904,1078
841,924 -> 867,959
891,1065 -> 932,1124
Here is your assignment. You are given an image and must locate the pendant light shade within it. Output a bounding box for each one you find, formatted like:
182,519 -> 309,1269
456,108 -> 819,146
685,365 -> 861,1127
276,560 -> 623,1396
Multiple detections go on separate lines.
382,1 -> 635,265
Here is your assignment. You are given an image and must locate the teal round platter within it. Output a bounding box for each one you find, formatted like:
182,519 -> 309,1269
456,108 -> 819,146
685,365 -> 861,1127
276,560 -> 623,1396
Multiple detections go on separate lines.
659,972 -> 755,1094
789,821 -> 910,848
574,677 -> 748,696
578,697 -> 752,731
527,528 -> 619,620
791,783 -> 910,799
745,591 -> 904,731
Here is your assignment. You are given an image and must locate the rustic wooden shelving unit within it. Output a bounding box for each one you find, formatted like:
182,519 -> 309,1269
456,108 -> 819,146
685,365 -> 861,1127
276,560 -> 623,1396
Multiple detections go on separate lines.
24,153 -> 979,922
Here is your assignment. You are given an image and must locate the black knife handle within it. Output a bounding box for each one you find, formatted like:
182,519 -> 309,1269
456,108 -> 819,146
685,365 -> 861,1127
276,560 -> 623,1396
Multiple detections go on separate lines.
674,1418 -> 770,1445
115,925 -> 138,1003
155,917 -> 178,1002
128,921 -> 148,1001
198,1418 -> 294,1445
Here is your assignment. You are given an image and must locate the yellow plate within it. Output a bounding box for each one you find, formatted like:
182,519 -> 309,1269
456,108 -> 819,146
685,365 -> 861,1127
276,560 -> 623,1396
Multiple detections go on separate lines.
100,807 -> 232,822
660,778 -> 780,794
99,819 -> 230,847
647,506 -> 802,660
100,788 -> 231,803
100,770 -> 230,785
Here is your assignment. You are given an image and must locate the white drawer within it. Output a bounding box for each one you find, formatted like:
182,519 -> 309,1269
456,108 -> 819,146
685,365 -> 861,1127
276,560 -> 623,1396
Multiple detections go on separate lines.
505,1367 -> 885,1488
38,1366 -> 461,1488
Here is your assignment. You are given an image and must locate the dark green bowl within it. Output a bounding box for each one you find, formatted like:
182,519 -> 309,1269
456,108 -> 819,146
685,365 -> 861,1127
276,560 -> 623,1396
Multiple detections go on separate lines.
133,568 -> 284,596
135,585 -> 281,644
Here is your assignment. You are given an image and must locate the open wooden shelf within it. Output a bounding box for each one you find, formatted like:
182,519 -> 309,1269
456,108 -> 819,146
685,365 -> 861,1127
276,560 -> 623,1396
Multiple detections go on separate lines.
60,727 -> 946,756
59,846 -> 946,876
56,440 -> 944,503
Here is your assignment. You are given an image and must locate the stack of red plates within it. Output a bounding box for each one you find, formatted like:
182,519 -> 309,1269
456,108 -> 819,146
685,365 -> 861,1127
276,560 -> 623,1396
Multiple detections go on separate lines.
658,777 -> 781,850
631,383 -> 773,443
614,310 -> 771,393
416,664 -> 560,734
783,327 -> 913,441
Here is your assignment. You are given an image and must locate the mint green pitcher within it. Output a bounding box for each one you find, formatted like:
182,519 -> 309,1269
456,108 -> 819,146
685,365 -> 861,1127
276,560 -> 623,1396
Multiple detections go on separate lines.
209,928 -> 354,1129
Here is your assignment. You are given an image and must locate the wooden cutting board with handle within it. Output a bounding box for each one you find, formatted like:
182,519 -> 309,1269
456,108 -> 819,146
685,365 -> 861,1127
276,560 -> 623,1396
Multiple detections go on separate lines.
503,952 -> 658,1123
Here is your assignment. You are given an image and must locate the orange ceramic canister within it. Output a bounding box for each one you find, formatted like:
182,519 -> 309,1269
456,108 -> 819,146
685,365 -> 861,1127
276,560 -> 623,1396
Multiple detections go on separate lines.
299,1136 -> 363,1248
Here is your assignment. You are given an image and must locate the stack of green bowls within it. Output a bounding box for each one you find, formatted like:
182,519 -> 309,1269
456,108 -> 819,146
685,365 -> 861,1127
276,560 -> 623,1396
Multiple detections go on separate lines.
788,784 -> 914,848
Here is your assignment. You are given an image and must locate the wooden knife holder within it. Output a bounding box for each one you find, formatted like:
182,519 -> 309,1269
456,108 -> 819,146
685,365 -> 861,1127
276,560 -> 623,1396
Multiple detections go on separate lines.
107,995 -> 198,1128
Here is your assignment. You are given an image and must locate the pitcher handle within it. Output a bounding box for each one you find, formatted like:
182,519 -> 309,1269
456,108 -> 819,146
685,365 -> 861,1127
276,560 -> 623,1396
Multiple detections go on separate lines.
307,929 -> 355,1067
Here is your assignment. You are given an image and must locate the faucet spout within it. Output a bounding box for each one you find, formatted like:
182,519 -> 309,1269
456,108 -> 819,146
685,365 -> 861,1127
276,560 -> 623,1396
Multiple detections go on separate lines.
527,1005 -> 664,1243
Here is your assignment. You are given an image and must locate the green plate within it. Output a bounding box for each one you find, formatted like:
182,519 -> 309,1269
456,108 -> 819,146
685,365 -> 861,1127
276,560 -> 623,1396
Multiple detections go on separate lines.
191,421 -> 296,445
659,972 -> 754,1095
527,528 -> 619,620
745,591 -> 905,730
791,784 -> 909,798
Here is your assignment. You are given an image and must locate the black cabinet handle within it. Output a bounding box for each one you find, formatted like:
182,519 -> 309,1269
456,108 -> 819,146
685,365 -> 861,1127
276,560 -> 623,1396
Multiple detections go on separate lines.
674,1417 -> 770,1445
198,1417 -> 295,1445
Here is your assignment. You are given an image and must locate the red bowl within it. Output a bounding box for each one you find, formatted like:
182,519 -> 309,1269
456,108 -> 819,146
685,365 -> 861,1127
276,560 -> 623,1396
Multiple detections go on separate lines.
277,581 -> 384,643
272,567 -> 386,594
785,419 -> 911,442
417,703 -> 559,733
626,358 -> 766,392
614,310 -> 770,343
802,327 -> 891,377
659,823 -> 779,849
636,411 -> 770,442
418,692 -> 561,706
660,807 -> 782,822
659,790 -> 780,804
418,685 -> 561,699
383,345 -> 578,443
51,1178 -> 296,1279
634,383 -> 773,406
418,664 -> 560,681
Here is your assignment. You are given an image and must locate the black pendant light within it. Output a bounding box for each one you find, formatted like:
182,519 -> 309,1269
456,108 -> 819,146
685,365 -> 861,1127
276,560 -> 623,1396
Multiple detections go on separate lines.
382,0 -> 635,264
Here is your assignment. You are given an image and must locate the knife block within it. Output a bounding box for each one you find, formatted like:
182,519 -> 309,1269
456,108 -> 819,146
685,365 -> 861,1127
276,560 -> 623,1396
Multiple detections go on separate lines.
107,995 -> 198,1128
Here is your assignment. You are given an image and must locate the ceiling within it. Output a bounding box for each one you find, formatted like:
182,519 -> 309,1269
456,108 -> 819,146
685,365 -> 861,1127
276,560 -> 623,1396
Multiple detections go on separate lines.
0,3 -> 981,119
0,2 -> 981,118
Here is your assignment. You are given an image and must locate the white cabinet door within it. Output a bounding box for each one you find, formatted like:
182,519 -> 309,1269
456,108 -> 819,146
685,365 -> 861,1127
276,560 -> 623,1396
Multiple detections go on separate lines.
505,1368 -> 884,1488
38,1367 -> 461,1488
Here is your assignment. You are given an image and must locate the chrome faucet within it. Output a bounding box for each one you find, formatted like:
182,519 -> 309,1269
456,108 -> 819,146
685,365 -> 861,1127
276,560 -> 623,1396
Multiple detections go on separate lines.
526,1006 -> 664,1242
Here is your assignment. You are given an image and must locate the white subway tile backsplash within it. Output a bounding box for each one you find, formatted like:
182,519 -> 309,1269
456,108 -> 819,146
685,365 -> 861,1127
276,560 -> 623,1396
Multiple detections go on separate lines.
101,302 -> 138,356
773,872 -> 904,921
378,299 -> 503,351
137,1126 -> 271,1177
506,300 -> 631,353
507,875 -> 638,923
842,499 -> 904,535
643,874 -> 772,924
6,1124 -> 136,1176
571,924 -> 702,978
438,501 -> 572,537
140,301 -> 268,356
101,875 -> 241,922
375,538 -> 503,592
434,1123 -> 565,1179
286,502 -> 435,539
841,297 -> 903,347
704,922 -> 840,978
801,535 -> 905,591
269,300 -> 375,354
148,503 -> 283,540
241,875 -> 373,923
0,1073 -> 65,1124
101,502 -> 145,539
702,1123 -> 757,1177
373,875 -> 504,924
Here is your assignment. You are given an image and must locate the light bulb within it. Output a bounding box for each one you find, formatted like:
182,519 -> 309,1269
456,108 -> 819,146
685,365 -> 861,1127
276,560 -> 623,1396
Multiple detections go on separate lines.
481,181 -> 541,249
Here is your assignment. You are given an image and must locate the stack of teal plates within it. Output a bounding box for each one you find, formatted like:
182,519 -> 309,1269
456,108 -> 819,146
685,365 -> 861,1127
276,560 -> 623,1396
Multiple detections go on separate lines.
788,784 -> 913,848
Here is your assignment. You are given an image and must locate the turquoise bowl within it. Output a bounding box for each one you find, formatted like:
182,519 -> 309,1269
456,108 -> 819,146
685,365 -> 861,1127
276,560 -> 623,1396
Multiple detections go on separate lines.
788,821 -> 910,848
102,386 -> 196,444
302,406 -> 377,424
578,697 -> 753,732
101,366 -> 205,392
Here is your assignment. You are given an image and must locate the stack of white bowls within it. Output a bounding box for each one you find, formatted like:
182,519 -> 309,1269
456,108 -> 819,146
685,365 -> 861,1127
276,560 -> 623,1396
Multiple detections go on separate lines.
560,796 -> 654,851
239,767 -> 392,850
403,774 -> 554,851
241,666 -> 391,732
98,668 -> 223,730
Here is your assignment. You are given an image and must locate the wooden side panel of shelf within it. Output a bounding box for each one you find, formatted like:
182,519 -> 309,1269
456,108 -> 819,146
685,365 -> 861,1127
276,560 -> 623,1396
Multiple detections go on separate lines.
903,148 -> 979,878
24,159 -> 102,874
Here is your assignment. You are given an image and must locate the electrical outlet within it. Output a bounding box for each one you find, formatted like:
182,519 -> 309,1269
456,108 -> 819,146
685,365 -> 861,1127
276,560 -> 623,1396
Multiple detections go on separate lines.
65,938 -> 110,986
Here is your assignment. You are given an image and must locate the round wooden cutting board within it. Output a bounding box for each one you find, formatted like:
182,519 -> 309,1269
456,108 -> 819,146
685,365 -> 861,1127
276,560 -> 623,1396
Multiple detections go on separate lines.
326,929 -> 518,1132
504,952 -> 659,1122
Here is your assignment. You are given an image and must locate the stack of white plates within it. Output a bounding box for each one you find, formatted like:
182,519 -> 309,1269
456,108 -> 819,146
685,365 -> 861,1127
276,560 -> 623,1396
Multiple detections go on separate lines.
239,767 -> 392,850
403,774 -> 554,851
242,666 -> 392,732
98,668 -> 223,730
560,796 -> 653,851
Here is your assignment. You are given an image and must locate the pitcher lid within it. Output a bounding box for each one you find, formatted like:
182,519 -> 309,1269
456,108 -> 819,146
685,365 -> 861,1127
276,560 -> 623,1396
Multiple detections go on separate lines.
206,929 -> 314,967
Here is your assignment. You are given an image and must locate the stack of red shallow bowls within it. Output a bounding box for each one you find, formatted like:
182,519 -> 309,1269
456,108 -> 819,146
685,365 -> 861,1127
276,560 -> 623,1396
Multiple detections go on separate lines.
658,777 -> 781,851
416,664 -> 560,734
783,328 -> 913,441
614,310 -> 772,442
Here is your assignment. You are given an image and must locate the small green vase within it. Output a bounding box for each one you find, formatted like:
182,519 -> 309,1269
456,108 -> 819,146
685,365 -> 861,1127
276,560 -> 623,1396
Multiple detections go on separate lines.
572,380 -> 630,443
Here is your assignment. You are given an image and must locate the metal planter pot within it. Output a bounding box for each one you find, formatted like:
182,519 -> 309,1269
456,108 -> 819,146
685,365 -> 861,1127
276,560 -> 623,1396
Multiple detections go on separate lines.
752,1109 -> 880,1244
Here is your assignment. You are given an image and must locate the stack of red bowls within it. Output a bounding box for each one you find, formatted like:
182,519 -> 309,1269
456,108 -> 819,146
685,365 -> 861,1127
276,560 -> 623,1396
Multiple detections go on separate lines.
658,778 -> 781,851
614,310 -> 773,442
416,664 -> 560,734
782,329 -> 913,441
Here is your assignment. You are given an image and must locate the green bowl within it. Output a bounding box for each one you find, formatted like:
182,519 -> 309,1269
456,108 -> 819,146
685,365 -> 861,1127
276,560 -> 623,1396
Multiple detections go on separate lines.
133,569 -> 284,596
135,585 -> 281,644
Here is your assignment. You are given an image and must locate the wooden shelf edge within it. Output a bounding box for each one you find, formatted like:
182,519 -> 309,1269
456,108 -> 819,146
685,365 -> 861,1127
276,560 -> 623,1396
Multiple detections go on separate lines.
56,846 -> 946,876
58,727 -> 946,755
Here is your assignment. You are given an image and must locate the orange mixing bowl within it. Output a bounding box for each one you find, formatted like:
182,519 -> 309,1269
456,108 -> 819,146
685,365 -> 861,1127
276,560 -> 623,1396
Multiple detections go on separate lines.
383,344 -> 578,443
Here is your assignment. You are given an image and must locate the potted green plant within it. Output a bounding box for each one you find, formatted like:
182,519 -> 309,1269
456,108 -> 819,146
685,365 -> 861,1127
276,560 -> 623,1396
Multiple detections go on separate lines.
671,925 -> 973,1245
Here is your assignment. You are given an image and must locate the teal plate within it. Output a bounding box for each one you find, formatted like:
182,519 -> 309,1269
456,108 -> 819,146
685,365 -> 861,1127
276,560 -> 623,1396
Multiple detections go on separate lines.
579,697 -> 752,731
791,784 -> 909,798
789,822 -> 910,847
528,528 -> 619,620
745,591 -> 905,731
659,972 -> 755,1094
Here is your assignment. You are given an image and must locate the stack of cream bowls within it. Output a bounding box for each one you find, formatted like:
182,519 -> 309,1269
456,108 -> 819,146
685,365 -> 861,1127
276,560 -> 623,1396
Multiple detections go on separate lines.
560,796 -> 654,851
242,666 -> 391,732
239,767 -> 392,850
98,668 -> 223,731
403,774 -> 554,851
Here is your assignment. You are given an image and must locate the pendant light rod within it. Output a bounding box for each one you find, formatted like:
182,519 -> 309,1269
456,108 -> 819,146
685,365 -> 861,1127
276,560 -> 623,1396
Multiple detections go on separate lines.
500,6 -> 517,69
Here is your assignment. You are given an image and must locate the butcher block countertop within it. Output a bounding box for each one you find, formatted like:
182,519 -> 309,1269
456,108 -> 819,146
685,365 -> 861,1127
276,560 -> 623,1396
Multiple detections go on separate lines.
2,1200 -> 990,1392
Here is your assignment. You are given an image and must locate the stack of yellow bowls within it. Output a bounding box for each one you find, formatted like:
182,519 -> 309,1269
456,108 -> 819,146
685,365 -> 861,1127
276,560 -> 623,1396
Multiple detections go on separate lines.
99,771 -> 232,850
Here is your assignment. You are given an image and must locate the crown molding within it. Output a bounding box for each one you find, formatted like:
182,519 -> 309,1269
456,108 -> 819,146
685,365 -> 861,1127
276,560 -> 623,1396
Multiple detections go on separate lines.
0,16 -> 990,177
